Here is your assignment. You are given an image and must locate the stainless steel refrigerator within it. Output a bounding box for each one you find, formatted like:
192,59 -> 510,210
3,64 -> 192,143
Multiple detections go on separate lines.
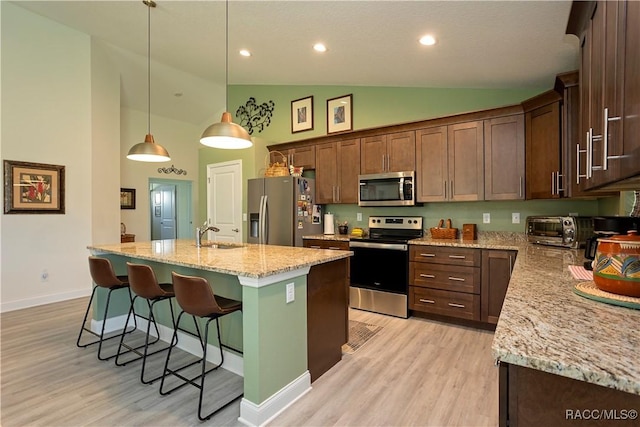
248,176 -> 322,247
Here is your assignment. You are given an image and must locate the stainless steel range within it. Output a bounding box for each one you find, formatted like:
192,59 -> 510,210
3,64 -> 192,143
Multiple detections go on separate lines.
349,216 -> 423,318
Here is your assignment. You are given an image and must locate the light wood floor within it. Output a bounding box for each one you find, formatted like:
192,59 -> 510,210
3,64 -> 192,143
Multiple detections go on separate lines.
1,298 -> 497,426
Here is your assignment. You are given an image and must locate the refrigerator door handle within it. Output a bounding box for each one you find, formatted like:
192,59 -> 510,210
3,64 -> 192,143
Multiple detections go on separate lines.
258,195 -> 265,244
261,195 -> 269,244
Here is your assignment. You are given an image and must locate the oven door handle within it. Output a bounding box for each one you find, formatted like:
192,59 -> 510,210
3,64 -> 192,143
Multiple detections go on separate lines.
349,241 -> 408,251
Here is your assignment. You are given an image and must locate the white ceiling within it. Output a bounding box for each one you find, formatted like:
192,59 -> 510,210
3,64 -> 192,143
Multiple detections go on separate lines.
12,0 -> 580,125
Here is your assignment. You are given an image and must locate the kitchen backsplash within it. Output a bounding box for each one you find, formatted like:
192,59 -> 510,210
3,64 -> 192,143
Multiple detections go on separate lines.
325,195 -> 624,233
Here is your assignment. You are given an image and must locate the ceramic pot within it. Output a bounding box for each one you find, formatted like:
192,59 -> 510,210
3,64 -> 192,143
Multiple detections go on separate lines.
593,230 -> 640,297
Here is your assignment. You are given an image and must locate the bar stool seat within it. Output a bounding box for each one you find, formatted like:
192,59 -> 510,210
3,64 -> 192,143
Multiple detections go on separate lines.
115,262 -> 178,384
160,271 -> 243,421
77,256 -> 137,361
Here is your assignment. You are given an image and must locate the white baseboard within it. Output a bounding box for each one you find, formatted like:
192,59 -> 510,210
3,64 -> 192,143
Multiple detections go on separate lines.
238,371 -> 311,427
0,289 -> 91,313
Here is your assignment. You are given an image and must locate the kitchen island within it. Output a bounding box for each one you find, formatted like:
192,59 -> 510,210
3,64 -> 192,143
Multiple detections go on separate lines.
409,233 -> 640,426
87,239 -> 351,426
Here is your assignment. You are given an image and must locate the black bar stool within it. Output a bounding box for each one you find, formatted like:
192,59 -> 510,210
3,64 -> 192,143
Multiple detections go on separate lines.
115,262 -> 178,384
159,271 -> 243,421
77,256 -> 137,360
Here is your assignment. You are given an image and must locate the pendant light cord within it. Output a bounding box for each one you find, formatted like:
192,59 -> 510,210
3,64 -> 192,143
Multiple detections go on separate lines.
147,1 -> 151,135
225,0 -> 229,111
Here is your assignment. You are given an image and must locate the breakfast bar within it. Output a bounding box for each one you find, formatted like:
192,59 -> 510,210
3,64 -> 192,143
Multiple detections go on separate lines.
87,239 -> 351,426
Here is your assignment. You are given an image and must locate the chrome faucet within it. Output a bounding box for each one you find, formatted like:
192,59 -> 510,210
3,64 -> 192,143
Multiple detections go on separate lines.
195,221 -> 220,247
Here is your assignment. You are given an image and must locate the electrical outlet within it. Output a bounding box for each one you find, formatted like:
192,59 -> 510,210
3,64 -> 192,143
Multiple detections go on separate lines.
41,269 -> 49,282
483,213 -> 491,224
243,213 -> 247,221
286,282 -> 295,303
512,213 -> 520,224
357,212 -> 363,222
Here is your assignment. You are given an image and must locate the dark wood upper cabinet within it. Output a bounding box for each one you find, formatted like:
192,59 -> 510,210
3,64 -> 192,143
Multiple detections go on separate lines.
568,0 -> 640,190
484,114 -> 525,201
282,145 -> 316,170
448,121 -> 484,201
315,139 -> 360,204
360,131 -> 415,174
416,126 -> 448,202
523,91 -> 562,200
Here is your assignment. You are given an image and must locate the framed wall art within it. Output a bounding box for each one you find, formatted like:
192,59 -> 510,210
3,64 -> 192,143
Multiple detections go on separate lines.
3,160 -> 65,214
120,188 -> 136,210
327,94 -> 353,134
291,96 -> 314,133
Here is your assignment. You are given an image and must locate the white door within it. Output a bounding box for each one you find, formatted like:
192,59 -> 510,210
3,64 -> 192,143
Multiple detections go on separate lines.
207,160 -> 243,243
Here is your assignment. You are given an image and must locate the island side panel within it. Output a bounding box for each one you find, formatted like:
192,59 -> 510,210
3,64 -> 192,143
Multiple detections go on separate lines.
307,258 -> 349,382
241,275 -> 308,405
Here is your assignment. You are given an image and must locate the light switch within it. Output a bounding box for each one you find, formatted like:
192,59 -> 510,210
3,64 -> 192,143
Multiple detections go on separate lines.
483,213 -> 491,224
357,212 -> 362,222
512,213 -> 520,224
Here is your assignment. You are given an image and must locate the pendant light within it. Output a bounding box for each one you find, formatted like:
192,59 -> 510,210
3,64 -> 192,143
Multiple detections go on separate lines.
127,0 -> 171,162
200,0 -> 253,149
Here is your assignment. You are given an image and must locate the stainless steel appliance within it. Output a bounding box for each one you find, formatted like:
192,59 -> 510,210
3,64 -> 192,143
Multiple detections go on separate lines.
584,216 -> 640,270
350,215 -> 423,318
526,216 -> 593,249
358,171 -> 416,207
248,176 -> 322,247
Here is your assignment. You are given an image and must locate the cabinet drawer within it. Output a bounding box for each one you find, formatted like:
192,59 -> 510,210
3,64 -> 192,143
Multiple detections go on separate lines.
410,287 -> 480,321
409,263 -> 480,294
410,245 -> 480,267
303,239 -> 349,251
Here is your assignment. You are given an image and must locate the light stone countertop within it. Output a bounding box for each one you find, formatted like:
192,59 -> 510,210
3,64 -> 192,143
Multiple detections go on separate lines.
88,239 -> 352,279
302,234 -> 351,242
310,231 -> 640,395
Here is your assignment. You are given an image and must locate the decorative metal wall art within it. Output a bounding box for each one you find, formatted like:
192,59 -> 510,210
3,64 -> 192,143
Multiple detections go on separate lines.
236,97 -> 275,135
157,165 -> 187,175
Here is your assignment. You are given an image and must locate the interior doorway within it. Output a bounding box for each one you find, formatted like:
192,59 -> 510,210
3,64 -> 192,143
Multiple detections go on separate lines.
149,178 -> 193,240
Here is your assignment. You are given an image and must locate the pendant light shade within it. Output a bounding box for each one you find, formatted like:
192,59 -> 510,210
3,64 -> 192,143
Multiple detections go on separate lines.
200,112 -> 252,149
127,134 -> 171,162
127,0 -> 170,162
200,0 -> 253,149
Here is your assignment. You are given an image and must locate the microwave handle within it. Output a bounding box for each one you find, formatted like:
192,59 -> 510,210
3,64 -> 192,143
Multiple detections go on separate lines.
399,178 -> 404,200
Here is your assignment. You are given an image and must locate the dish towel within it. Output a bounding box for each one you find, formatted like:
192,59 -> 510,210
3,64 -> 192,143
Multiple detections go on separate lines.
569,265 -> 593,281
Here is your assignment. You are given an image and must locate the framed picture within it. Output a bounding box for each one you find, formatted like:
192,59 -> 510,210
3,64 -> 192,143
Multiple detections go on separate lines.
3,160 -> 65,214
120,188 -> 136,210
327,94 -> 353,134
291,96 -> 314,133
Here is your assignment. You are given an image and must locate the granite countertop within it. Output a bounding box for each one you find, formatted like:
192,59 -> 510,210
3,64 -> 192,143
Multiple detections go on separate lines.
88,239 -> 352,279
303,234 -> 351,242
410,233 -> 640,396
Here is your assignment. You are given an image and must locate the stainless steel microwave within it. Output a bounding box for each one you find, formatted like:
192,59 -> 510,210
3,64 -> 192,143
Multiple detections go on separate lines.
358,171 -> 415,207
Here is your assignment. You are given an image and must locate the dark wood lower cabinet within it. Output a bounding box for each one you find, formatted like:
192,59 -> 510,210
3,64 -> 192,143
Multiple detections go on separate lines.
306,258 -> 349,382
481,250 -> 516,324
500,363 -> 640,427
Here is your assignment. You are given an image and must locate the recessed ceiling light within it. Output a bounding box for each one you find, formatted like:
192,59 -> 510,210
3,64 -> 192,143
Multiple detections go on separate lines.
419,35 -> 437,46
239,49 -> 251,57
313,43 -> 327,53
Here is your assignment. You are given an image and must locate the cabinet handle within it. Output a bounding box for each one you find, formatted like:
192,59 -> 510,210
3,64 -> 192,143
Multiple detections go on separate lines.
576,143 -> 587,184
603,107 -> 623,171
448,276 -> 465,282
420,274 -> 435,278
328,246 -> 341,250
450,180 -> 454,199
336,186 -> 340,202
556,171 -> 564,194
586,131 -> 592,179
419,299 -> 435,304
590,127 -> 603,172
509,255 -> 513,277
448,255 -> 466,259
519,176 -> 523,198
381,155 -> 385,171
420,253 -> 436,257
443,181 -> 447,199
448,303 -> 466,308
310,245 -> 321,249
332,186 -> 336,203
551,171 -> 556,195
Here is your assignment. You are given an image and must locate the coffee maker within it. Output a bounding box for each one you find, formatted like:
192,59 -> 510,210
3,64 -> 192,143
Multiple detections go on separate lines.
584,216 -> 640,269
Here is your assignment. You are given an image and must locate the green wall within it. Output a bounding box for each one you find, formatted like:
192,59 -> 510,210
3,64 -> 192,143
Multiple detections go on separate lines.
197,84 -> 621,233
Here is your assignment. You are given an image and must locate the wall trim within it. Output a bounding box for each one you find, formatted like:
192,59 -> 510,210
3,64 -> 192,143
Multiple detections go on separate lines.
238,371 -> 311,427
0,289 -> 91,313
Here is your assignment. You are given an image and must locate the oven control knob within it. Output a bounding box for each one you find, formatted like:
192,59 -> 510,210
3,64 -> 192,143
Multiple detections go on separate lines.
564,220 -> 571,226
